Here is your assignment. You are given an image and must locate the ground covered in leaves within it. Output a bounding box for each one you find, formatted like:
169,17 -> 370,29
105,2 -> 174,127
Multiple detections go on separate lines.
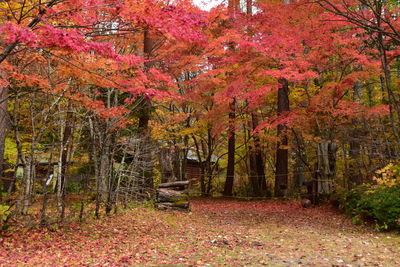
1,198 -> 400,266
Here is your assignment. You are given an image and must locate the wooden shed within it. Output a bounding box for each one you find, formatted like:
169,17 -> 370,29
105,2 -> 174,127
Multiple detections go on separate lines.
185,159 -> 203,181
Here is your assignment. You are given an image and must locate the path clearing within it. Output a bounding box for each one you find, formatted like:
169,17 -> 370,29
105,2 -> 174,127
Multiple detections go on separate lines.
1,198 -> 399,266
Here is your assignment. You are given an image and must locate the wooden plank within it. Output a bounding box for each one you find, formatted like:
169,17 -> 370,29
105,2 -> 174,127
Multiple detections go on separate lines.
158,181 -> 189,188
0,176 -> 15,181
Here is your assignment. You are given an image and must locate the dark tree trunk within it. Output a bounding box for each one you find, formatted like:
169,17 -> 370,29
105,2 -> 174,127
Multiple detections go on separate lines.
138,29 -> 154,189
249,113 -> 267,196
57,108 -> 74,220
223,100 -> 236,196
139,29 -> 154,133
246,0 -> 268,197
0,85 -> 8,178
223,0 -> 240,197
247,0 -> 252,16
348,80 -> 362,189
275,78 -> 289,197
348,138 -> 361,188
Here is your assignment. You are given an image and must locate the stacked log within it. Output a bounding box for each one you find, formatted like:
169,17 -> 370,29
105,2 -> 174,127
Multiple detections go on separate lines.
155,181 -> 189,211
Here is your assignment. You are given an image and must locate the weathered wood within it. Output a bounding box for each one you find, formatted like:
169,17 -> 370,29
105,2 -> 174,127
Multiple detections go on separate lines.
157,188 -> 188,203
155,202 -> 189,210
166,187 -> 188,193
156,181 -> 190,211
158,181 -> 189,189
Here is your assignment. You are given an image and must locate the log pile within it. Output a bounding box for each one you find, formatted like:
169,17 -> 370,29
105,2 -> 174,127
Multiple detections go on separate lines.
155,181 -> 189,211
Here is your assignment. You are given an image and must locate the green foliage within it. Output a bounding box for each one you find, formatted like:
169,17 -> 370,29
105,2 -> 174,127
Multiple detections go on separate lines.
142,199 -> 156,208
0,204 -> 11,222
4,137 -> 18,164
336,184 -> 400,231
66,180 -> 81,193
72,163 -> 94,175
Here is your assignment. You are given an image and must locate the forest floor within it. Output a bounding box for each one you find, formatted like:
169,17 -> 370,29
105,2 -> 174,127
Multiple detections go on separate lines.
1,198 -> 400,266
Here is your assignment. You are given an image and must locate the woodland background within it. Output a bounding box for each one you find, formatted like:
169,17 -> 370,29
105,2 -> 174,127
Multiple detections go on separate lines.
0,0 -> 400,232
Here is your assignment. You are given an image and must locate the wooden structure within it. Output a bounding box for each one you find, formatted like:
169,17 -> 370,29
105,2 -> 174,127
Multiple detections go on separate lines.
155,181 -> 189,211
185,159 -> 203,181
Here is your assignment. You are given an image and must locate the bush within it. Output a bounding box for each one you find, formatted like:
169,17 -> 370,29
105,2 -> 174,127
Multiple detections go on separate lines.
337,185 -> 400,231
66,180 -> 82,193
0,204 -> 11,231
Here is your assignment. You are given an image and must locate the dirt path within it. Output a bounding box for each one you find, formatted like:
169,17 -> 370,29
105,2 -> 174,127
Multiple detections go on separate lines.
1,198 -> 399,266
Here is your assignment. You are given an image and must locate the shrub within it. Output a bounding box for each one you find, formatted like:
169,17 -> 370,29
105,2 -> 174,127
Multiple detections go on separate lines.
373,162 -> 400,187
337,184 -> 400,231
0,204 -> 11,231
66,180 -> 82,193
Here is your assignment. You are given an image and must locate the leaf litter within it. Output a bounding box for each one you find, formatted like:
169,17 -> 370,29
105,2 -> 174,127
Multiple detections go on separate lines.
0,198 -> 399,266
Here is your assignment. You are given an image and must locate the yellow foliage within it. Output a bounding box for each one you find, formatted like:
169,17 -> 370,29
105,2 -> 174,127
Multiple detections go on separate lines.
373,162 -> 400,187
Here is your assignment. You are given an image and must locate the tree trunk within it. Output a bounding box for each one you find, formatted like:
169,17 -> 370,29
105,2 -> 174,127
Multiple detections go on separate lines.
56,108 -> 73,221
0,84 -> 8,177
99,135 -> 111,201
223,0 -> 240,196
159,148 -> 177,183
246,0 -> 252,15
249,113 -> 267,196
348,79 -> 362,189
22,157 -> 33,215
138,28 -> 154,189
348,138 -> 361,188
89,117 -> 101,218
275,78 -> 289,197
223,100 -> 235,196
317,142 -> 336,195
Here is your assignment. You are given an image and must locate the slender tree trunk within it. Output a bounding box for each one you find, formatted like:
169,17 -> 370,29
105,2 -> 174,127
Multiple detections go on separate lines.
22,157 -> 33,215
223,0 -> 240,197
60,110 -> 73,191
12,94 -> 33,215
105,133 -> 117,215
138,29 -> 154,189
348,81 -> 362,189
0,84 -> 8,177
205,129 -> 214,195
89,117 -> 101,218
99,133 -> 111,201
223,100 -> 236,196
192,135 -> 206,195
39,155 -> 53,226
246,0 -> 252,15
249,113 -> 267,196
275,78 -> 289,197
317,142 -> 337,195
13,95 -> 24,214
56,108 -> 73,221
246,0 -> 268,197
139,31 -> 153,131
57,137 -> 64,219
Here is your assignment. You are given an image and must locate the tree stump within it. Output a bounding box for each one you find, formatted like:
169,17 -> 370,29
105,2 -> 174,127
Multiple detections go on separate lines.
156,181 -> 189,211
